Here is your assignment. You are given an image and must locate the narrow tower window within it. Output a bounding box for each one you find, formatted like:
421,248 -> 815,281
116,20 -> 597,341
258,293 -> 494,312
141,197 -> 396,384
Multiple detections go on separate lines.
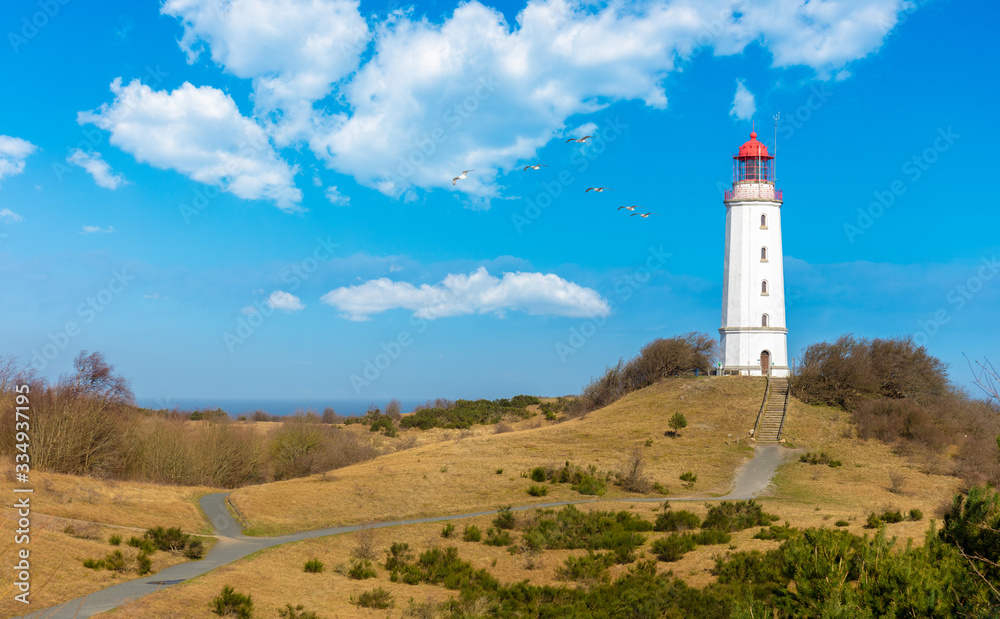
762,314 -> 769,327
761,247 -> 768,261
760,214 -> 767,229
761,280 -> 768,295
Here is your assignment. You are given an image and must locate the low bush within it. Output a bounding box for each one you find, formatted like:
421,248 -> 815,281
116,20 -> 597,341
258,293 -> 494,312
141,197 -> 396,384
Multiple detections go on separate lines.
103,549 -> 127,572
493,506 -> 516,530
651,534 -> 697,562
384,542 -> 413,571
799,452 -> 843,467
400,397 -> 538,430
127,536 -> 157,554
278,603 -> 320,619
702,501 -> 778,532
136,552 -> 152,575
909,508 -> 923,521
483,528 -> 514,547
303,558 -> 325,573
555,551 -> 614,583
692,528 -> 732,545
441,523 -> 455,538
753,522 -> 799,541
212,585 -> 253,618
83,558 -> 104,570
529,466 -> 547,482
572,474 -> 608,496
108,533 -> 122,546
834,520 -> 850,527
462,525 -> 482,542
654,510 -> 700,532
348,559 -> 376,579
527,484 -> 549,497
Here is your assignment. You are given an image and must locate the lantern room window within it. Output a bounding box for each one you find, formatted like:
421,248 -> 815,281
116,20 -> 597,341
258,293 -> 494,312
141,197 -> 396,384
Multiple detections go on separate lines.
760,214 -> 767,229
761,280 -> 768,295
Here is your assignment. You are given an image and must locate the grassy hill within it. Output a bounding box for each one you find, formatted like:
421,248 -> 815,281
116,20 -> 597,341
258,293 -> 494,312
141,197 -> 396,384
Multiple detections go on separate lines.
0,375 -> 970,617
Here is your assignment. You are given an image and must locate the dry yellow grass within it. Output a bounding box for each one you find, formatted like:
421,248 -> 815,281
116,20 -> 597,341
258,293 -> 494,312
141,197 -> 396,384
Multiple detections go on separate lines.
0,511 -> 216,618
230,377 -> 764,535
0,464 -> 217,533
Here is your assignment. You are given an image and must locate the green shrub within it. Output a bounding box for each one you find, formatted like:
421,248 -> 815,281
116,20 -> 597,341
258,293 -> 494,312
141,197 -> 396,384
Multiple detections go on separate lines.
103,549 -> 127,572
654,510 -> 700,532
212,585 -> 253,618
348,559 -> 376,579
668,413 -> 688,435
127,536 -> 157,554
144,526 -> 190,553
352,586 -> 394,609
399,397 -> 536,430
601,529 -> 646,564
493,507 -> 516,530
835,520 -> 850,527
184,538 -> 205,559
277,603 -> 320,619
462,525 -> 482,542
679,471 -> 697,486
385,542 -> 413,571
527,484 -> 549,497
303,558 -> 325,573
441,523 -> 455,538
136,552 -> 152,575
881,510 -> 904,524
572,474 -> 607,496
864,513 -> 883,529
108,533 -> 122,546
484,528 -> 514,547
651,534 -> 697,562
753,521 -> 799,541
495,468 -> 504,474
555,551 -> 614,582
909,508 -> 923,521
83,558 -> 105,570
701,500 -> 778,532
369,416 -> 397,437
530,466 -> 547,482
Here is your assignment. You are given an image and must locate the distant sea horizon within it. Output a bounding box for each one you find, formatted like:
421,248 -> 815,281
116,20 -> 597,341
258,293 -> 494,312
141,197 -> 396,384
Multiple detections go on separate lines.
135,397 -> 434,417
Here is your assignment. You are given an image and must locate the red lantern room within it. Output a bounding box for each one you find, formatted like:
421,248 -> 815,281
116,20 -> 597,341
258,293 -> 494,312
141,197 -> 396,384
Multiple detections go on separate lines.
732,130 -> 774,183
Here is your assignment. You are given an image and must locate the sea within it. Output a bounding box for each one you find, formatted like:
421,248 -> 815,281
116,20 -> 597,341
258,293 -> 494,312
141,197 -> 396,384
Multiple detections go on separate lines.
134,397 -> 433,418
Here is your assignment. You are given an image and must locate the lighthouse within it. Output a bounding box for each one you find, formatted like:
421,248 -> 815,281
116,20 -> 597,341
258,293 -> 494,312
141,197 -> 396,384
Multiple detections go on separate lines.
719,129 -> 789,377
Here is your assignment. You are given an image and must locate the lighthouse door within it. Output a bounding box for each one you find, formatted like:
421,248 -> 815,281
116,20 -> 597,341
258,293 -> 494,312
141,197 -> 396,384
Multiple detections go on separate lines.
760,351 -> 771,376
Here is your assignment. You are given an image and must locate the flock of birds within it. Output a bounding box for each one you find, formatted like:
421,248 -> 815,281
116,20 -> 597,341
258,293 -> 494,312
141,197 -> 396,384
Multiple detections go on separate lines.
451,134 -> 657,219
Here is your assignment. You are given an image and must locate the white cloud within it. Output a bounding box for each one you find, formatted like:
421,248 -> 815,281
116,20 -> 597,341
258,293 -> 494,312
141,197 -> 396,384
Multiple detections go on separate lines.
320,266 -> 610,321
67,149 -> 128,189
80,225 -> 115,234
267,290 -> 305,311
78,78 -> 302,211
0,208 -> 23,223
325,185 -> 350,206
0,135 -> 37,184
162,0 -> 370,145
149,0 -> 910,204
729,79 -> 756,121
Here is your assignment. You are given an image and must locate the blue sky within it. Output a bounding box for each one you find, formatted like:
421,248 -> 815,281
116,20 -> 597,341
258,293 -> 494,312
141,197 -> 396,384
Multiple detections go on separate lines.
1,0 -> 997,405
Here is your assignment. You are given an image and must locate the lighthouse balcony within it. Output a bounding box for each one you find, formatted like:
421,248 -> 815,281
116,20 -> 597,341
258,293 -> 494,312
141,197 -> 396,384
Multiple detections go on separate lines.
724,183 -> 783,202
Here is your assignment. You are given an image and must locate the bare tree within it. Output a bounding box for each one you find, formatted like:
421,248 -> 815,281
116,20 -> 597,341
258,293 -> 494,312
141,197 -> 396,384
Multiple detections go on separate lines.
968,356 -> 999,405
67,351 -> 134,405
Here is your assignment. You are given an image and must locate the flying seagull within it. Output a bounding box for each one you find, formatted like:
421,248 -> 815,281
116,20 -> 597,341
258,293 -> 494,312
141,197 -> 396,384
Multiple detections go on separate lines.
616,205 -> 639,212
630,212 -> 658,218
586,187 -> 613,193
566,135 -> 594,143
452,170 -> 474,185
523,164 -> 548,171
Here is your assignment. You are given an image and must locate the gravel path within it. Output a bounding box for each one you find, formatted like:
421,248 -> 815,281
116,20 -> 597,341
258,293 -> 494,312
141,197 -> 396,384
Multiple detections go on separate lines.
19,444 -> 793,618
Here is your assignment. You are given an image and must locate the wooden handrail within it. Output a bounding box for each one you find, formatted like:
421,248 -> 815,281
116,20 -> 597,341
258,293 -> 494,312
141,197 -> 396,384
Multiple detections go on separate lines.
752,376 -> 770,440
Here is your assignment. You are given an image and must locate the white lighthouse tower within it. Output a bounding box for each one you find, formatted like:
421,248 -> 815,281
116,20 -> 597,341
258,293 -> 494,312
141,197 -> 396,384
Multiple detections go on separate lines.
719,129 -> 789,377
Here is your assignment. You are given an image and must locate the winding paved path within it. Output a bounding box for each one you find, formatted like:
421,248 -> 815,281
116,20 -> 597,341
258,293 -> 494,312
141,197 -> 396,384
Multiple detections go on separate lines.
19,445 -> 793,618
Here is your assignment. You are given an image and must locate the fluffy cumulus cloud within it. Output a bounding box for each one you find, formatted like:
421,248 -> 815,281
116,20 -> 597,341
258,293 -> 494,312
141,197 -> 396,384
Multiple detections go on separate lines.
146,0 -> 910,205
0,208 -> 23,223
320,267 -> 610,321
78,78 -> 302,210
67,149 -> 128,189
0,135 -> 37,184
729,79 -> 756,121
161,0 -> 370,145
267,290 -> 305,311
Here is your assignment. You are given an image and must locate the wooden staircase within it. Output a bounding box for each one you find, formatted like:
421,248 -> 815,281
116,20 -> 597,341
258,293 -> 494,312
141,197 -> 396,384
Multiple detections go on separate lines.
754,377 -> 788,443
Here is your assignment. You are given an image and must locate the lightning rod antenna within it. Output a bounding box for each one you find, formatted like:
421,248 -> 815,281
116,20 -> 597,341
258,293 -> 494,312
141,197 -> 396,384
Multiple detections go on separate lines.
773,112 -> 780,183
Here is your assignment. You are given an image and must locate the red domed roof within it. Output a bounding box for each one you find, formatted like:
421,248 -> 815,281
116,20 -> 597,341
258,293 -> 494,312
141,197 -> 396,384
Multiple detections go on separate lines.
735,131 -> 772,159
